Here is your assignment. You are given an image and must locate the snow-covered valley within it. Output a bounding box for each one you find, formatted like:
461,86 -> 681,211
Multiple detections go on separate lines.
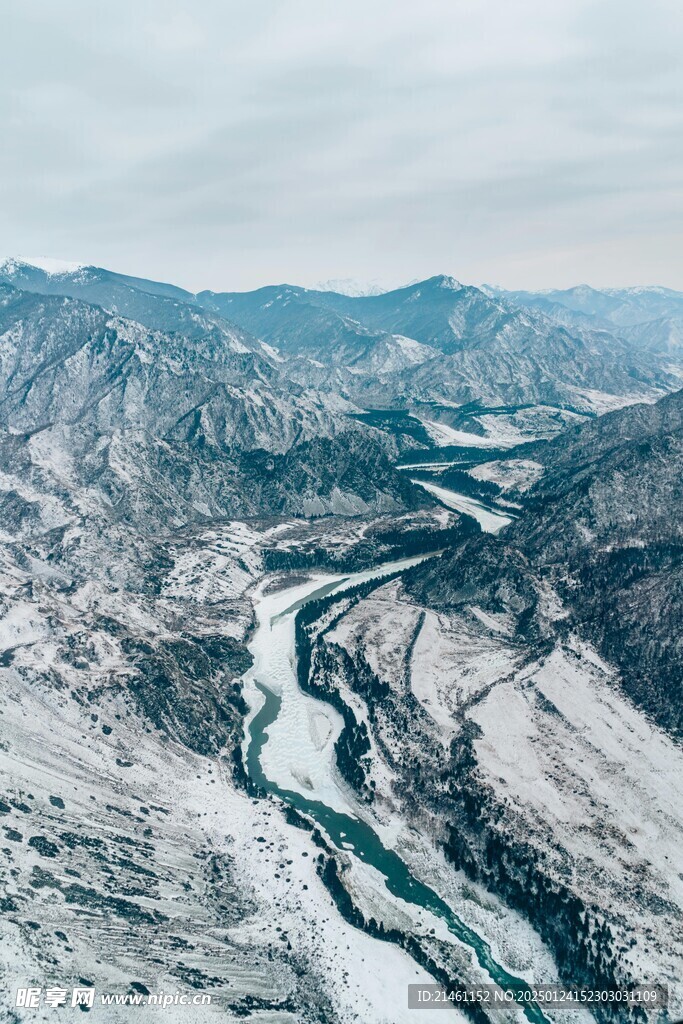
1,261 -> 682,1024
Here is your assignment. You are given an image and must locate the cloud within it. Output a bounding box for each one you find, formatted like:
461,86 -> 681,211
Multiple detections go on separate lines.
1,0 -> 682,290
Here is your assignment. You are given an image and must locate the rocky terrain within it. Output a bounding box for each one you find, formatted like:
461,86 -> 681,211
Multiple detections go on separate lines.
4,259 -> 683,426
302,389 -> 683,1020
0,257 -> 681,1023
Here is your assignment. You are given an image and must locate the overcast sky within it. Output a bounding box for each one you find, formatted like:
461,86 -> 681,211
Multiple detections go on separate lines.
2,0 -> 682,292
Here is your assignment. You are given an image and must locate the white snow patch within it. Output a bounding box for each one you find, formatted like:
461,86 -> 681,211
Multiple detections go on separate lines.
417,418 -> 505,448
568,387 -> 655,414
473,415 -> 535,446
472,643 -> 683,1005
259,341 -> 284,362
1,255 -> 85,275
469,459 -> 545,493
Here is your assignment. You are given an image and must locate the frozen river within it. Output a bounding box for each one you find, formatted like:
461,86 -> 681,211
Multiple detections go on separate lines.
410,478 -> 514,533
241,555 -> 547,1023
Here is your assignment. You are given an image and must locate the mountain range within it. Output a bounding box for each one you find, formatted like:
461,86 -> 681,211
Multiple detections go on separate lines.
1,254 -> 681,1023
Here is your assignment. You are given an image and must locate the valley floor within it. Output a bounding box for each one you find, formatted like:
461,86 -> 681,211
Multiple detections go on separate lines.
1,504 -> 680,1023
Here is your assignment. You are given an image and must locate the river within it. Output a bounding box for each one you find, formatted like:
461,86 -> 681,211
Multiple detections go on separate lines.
242,556 -> 547,1023
410,479 -> 514,534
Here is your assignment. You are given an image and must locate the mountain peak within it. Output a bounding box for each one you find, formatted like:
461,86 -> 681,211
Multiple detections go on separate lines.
314,277 -> 387,297
429,274 -> 463,291
0,255 -> 86,276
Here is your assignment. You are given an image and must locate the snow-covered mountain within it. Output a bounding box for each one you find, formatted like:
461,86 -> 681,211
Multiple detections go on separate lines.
197,274 -> 683,418
333,387 -> 683,1006
1,257 -> 682,1022
0,283 -> 423,527
492,282 -> 683,354
0,255 -> 87,276
314,277 -> 388,296
4,259 -> 681,418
